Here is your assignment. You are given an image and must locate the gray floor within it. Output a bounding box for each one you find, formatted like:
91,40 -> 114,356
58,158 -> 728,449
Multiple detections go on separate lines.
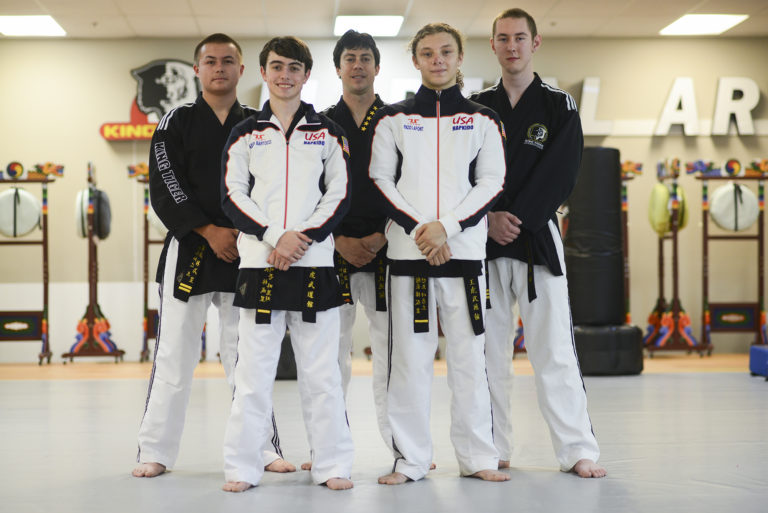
1,372 -> 766,513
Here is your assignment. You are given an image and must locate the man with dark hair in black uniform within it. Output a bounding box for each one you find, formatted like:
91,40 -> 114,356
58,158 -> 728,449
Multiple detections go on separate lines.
133,33 -> 292,479
469,9 -> 606,478
321,29 -> 391,446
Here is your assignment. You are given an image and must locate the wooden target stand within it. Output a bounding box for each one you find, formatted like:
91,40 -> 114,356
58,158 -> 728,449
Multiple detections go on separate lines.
697,171 -> 767,349
0,173 -> 56,364
132,171 -> 207,363
644,160 -> 711,356
62,164 -> 125,363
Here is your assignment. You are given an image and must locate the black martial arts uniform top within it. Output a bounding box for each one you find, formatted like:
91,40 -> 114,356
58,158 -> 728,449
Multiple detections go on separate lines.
322,95 -> 387,274
149,93 -> 255,297
470,74 -> 583,284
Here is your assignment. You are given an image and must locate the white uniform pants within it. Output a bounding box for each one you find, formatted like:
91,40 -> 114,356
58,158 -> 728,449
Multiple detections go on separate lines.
338,271 -> 391,446
136,237 -> 281,468
387,274 -> 498,480
485,220 -> 600,470
223,308 -> 354,486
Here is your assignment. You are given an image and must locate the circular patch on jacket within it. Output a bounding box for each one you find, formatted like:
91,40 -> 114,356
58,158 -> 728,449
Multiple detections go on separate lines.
524,123 -> 548,149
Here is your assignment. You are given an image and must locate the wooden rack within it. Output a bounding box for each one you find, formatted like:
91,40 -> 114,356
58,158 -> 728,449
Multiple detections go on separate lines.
62,164 -> 125,363
697,175 -> 766,349
645,163 -> 712,356
0,177 -> 53,364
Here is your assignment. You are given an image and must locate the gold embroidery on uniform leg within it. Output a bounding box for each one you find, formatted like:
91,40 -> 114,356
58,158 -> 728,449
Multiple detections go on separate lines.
375,255 -> 387,312
336,252 -> 353,304
463,275 -> 484,335
303,268 -> 318,323
176,244 -> 206,301
413,276 -> 429,333
256,267 -> 275,324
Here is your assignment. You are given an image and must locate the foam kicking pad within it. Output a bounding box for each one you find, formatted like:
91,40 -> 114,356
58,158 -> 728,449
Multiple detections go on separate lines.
75,188 -> 112,239
0,187 -> 41,237
574,324 -> 644,376
648,183 -> 689,236
710,182 -> 759,232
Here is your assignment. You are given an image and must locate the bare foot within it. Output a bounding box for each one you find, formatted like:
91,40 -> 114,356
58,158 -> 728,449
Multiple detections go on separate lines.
132,462 -> 166,477
324,477 -> 354,490
469,469 -> 510,481
265,458 -> 296,473
430,462 -> 436,470
498,460 -> 510,469
222,481 -> 254,492
301,461 -> 312,471
378,472 -> 411,485
571,459 -> 607,478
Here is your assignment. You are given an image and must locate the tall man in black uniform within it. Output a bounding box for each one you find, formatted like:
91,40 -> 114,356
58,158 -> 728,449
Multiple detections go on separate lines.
133,33 -> 292,478
322,30 -> 391,444
469,9 -> 606,478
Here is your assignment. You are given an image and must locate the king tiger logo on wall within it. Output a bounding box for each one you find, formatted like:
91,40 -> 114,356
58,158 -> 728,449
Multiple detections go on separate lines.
100,59 -> 200,141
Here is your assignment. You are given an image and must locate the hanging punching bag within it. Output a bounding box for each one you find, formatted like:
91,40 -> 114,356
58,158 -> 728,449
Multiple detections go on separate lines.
564,147 -> 624,326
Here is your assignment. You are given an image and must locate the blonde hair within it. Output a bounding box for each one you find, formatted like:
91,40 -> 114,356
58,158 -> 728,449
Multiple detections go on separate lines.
408,23 -> 464,89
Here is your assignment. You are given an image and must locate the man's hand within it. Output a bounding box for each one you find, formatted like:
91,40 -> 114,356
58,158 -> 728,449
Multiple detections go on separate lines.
275,231 -> 312,264
335,235 -> 377,268
361,232 -> 387,254
426,243 -> 451,266
267,250 -> 293,271
488,212 -> 522,246
415,222 -> 447,259
194,224 -> 239,263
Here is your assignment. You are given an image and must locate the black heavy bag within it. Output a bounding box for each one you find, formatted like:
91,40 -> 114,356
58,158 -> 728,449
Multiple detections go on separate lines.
275,331 -> 297,380
574,325 -> 643,376
564,147 -> 624,325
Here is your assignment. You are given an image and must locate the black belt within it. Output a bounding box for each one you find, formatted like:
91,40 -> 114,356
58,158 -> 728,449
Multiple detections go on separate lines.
174,244 -> 206,302
335,253 -> 388,312
256,267 -> 276,323
410,270 -> 484,336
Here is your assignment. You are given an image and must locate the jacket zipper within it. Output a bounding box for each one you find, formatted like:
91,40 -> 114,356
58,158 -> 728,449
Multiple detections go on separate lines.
436,90 -> 441,219
284,133 -> 289,229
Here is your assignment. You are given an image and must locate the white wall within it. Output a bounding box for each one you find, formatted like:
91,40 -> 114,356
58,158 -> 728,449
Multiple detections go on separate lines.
1,35 -> 768,361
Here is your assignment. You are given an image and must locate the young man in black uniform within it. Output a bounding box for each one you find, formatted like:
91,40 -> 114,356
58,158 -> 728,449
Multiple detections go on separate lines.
469,9 -> 605,478
322,30 -> 390,442
133,33 -> 292,478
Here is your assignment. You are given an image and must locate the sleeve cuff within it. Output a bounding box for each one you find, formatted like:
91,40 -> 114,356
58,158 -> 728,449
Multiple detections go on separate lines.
439,214 -> 461,240
263,225 -> 286,248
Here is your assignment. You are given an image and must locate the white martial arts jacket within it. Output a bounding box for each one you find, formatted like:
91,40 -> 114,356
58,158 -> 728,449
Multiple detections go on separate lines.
369,85 -> 506,263
222,101 -> 350,269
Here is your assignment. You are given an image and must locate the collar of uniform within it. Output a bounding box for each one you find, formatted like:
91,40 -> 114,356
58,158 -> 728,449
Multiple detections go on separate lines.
255,100 -> 315,124
194,92 -> 243,124
415,84 -> 463,105
332,94 -> 383,130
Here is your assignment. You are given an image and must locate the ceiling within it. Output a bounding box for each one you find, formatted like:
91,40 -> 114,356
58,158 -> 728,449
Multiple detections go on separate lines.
2,0 -> 768,39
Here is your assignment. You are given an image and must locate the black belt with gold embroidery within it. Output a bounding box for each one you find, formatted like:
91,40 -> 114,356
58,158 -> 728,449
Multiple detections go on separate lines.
303,267 -> 318,323
335,253 -> 353,305
174,244 -> 206,302
256,267 -> 276,324
374,254 -> 387,312
484,259 -> 491,309
463,274 -> 485,335
413,275 -> 429,333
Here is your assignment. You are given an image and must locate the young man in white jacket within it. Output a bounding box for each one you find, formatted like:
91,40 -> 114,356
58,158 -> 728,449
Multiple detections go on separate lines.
220,36 -> 354,492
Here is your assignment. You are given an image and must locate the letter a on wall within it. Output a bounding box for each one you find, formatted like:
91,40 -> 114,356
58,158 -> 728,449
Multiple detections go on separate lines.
654,77 -> 699,136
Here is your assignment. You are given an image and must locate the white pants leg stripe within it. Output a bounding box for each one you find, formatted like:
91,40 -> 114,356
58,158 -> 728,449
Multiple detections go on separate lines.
224,309 -> 354,486
387,274 -> 498,480
136,237 -> 282,468
485,220 -> 600,470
